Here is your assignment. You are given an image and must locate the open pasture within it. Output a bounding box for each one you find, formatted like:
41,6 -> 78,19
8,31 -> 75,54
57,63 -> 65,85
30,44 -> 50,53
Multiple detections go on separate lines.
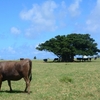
0,59 -> 100,100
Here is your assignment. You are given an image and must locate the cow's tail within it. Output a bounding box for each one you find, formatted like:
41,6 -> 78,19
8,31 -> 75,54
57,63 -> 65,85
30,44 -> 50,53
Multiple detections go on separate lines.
29,59 -> 32,81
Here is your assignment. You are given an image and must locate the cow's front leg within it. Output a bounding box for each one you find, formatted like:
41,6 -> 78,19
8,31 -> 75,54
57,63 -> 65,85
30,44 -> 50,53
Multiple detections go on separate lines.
8,80 -> 13,92
0,74 -> 3,91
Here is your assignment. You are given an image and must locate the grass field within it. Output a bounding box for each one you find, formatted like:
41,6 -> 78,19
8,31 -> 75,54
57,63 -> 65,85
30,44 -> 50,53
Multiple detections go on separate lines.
0,58 -> 100,100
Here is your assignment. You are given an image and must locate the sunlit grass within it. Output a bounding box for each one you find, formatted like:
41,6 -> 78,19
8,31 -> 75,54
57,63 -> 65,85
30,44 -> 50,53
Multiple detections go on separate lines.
0,59 -> 100,100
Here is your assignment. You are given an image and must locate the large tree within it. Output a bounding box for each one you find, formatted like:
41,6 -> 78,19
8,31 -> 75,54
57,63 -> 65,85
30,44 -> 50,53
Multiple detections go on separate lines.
36,33 -> 100,62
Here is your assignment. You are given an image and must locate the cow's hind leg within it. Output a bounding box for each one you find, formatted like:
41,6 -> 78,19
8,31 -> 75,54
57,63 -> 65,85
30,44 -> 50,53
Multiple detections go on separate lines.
8,80 -> 13,92
0,82 -> 2,91
24,77 -> 30,94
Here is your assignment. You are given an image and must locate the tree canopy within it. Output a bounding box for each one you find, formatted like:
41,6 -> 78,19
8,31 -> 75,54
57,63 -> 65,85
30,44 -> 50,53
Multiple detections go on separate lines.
36,33 -> 100,62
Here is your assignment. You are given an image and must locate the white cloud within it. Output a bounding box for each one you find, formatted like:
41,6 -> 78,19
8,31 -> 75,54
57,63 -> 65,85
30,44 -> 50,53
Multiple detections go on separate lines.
20,1 -> 68,38
11,27 -> 21,35
0,44 -> 35,59
20,1 -> 58,32
86,0 -> 100,33
0,46 -> 16,58
7,46 -> 16,54
20,1 -> 58,21
19,0 -> 85,39
68,0 -> 82,17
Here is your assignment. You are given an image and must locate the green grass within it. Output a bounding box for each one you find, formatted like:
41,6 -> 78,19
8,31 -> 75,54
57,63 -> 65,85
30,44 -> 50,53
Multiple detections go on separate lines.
0,59 -> 100,100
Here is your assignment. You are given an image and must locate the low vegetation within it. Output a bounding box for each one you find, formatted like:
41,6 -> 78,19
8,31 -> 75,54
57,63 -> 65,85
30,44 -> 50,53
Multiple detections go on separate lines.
0,59 -> 100,100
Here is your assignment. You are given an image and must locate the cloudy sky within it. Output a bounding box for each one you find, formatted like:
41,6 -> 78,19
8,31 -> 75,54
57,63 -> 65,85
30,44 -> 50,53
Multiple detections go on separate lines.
0,0 -> 100,60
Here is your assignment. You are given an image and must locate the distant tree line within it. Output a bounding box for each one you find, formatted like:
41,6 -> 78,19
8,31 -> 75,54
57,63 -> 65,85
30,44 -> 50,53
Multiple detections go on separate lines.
36,33 -> 100,62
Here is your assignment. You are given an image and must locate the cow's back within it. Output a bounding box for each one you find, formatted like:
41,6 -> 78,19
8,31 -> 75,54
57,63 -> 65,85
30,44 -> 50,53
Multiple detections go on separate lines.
0,61 -> 16,74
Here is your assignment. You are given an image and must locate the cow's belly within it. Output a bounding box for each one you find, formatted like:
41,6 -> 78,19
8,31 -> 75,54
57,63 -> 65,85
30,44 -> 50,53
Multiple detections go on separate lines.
2,74 -> 23,81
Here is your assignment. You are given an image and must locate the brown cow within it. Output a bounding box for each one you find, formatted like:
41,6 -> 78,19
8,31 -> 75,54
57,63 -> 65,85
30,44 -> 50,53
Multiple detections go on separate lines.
0,59 -> 32,94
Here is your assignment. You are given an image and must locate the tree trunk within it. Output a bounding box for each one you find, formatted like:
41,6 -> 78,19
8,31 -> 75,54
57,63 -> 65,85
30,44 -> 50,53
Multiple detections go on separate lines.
61,54 -> 67,62
70,54 -> 74,62
61,54 -> 74,62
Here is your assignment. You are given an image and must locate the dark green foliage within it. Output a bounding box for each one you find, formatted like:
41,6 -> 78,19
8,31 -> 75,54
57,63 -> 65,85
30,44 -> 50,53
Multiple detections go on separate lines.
67,33 -> 100,56
36,33 -> 100,62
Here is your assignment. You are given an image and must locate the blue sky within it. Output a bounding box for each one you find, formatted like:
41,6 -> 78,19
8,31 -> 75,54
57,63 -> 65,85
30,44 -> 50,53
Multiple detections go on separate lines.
0,0 -> 100,60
